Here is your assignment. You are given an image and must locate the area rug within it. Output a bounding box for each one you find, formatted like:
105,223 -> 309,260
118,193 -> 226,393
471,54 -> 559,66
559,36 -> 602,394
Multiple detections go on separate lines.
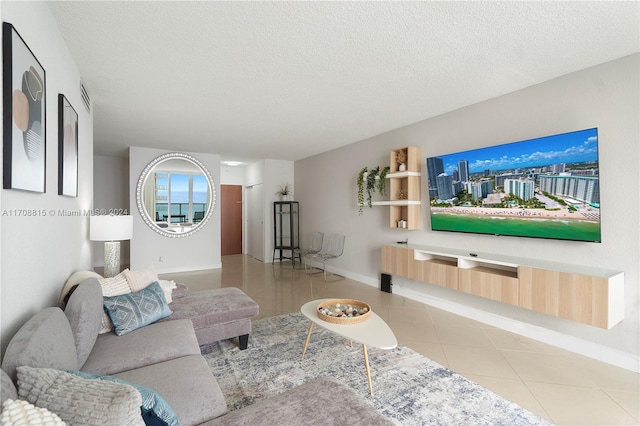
201,312 -> 550,425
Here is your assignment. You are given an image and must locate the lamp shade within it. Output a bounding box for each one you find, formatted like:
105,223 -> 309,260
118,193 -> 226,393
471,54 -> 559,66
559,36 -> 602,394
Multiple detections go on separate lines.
90,215 -> 133,241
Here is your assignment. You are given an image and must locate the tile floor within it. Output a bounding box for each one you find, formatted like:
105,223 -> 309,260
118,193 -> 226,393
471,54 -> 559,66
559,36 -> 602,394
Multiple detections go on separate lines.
161,254 -> 639,426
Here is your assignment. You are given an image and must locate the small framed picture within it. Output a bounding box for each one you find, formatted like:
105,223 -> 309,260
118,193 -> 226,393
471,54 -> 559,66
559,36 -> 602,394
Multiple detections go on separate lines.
2,22 -> 46,193
58,94 -> 78,197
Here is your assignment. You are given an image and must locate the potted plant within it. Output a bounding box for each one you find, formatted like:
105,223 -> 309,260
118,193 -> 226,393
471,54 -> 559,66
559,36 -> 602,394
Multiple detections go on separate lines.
396,149 -> 407,171
276,183 -> 293,201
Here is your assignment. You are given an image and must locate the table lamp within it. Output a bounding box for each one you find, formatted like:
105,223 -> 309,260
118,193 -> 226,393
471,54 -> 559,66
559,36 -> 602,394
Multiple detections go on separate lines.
90,215 -> 133,277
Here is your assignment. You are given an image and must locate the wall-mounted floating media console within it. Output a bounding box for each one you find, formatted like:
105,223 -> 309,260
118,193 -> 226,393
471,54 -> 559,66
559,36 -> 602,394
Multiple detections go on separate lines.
381,244 -> 624,329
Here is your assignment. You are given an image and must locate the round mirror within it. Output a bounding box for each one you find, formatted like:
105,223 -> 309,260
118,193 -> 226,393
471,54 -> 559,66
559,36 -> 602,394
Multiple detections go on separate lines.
136,152 -> 216,238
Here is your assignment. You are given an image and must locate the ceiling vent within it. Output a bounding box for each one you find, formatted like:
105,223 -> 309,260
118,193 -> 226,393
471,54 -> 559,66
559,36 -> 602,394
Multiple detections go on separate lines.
80,80 -> 91,113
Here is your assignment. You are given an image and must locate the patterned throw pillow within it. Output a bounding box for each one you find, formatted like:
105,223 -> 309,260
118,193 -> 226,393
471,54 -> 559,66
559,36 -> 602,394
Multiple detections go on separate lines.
1,398 -> 66,425
98,271 -> 132,334
16,366 -> 144,426
68,370 -> 179,426
103,282 -> 172,336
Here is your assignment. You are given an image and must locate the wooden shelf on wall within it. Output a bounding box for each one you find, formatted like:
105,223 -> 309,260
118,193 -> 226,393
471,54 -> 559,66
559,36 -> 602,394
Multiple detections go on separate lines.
388,146 -> 421,230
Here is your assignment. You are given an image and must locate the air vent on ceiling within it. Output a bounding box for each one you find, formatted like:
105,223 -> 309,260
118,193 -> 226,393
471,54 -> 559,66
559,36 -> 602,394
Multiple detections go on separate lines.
80,80 -> 91,113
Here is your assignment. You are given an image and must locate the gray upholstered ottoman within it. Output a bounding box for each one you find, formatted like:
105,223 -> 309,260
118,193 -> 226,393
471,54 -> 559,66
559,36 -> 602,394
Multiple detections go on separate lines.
159,287 -> 259,349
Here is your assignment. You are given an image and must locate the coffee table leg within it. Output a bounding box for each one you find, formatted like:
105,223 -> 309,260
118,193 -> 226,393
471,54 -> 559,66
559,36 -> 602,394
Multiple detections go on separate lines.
301,321 -> 314,359
363,344 -> 373,395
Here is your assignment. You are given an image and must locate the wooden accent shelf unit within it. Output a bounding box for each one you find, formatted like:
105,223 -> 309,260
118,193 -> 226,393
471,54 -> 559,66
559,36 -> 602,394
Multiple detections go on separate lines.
381,244 -> 625,329
370,146 -> 421,229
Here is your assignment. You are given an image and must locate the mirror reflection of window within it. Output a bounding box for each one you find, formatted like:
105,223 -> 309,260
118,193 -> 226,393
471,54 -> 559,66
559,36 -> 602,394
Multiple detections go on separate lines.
155,172 -> 169,221
153,172 -> 208,225
193,175 -> 208,222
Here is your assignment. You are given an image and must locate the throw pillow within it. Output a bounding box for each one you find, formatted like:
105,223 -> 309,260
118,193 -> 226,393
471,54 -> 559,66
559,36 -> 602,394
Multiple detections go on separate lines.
16,366 -> 144,426
103,282 -> 172,336
98,270 -> 131,296
124,268 -> 175,303
1,398 -> 65,425
124,267 -> 159,292
98,271 -> 132,334
67,370 -> 178,426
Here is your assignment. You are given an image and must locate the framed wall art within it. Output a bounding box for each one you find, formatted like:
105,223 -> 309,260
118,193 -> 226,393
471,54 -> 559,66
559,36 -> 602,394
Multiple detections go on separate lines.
58,94 -> 78,197
2,22 -> 46,193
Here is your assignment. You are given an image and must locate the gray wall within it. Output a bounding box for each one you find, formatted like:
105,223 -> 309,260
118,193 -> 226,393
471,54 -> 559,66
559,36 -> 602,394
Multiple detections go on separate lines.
295,54 -> 640,366
1,2 -> 94,356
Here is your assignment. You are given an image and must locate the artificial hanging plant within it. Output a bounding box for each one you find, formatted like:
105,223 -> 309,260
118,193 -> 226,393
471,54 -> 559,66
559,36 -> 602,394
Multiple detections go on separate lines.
366,166 -> 380,208
357,167 -> 368,215
377,166 -> 390,196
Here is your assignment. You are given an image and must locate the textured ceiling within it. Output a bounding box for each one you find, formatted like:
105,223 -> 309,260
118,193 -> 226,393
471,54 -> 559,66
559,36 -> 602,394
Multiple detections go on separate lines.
47,1 -> 639,163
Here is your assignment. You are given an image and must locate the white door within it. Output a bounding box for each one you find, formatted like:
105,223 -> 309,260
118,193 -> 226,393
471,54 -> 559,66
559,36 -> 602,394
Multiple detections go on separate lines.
246,184 -> 264,261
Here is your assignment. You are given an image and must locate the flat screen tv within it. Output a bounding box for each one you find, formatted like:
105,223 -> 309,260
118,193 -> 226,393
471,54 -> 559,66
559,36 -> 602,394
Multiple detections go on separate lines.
426,128 -> 601,243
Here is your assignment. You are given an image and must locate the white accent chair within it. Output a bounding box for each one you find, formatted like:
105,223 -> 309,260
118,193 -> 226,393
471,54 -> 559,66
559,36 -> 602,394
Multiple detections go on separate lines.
303,233 -> 345,281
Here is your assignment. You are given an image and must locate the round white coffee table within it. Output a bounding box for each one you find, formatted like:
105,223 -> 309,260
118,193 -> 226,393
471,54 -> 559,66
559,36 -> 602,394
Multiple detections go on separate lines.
300,299 -> 397,395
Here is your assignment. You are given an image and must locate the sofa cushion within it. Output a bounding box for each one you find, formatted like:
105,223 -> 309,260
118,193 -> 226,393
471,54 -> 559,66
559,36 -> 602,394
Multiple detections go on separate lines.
160,287 -> 259,330
103,282 -> 172,336
81,319 -> 200,376
17,365 -> 144,426
1,398 -> 65,425
203,377 -> 393,425
69,370 -> 178,426
1,307 -> 79,383
115,355 -> 227,426
64,278 -> 103,367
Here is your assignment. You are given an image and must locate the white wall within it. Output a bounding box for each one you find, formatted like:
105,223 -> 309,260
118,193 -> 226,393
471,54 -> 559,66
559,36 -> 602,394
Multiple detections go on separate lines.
242,159 -> 294,262
295,54 -> 640,369
264,160 -> 294,263
0,2 -> 94,356
220,164 -> 245,186
128,147 -> 221,274
93,155 -> 129,267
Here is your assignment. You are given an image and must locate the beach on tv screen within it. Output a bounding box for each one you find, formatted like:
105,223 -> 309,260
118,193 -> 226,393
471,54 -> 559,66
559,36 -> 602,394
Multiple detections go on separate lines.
426,128 -> 601,243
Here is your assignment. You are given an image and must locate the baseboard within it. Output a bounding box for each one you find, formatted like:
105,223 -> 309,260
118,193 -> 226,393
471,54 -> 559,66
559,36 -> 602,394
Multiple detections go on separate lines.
395,286 -> 639,373
153,262 -> 222,274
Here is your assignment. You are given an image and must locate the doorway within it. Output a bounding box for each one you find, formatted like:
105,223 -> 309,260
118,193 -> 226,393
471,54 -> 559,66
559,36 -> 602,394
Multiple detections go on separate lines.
221,185 -> 243,255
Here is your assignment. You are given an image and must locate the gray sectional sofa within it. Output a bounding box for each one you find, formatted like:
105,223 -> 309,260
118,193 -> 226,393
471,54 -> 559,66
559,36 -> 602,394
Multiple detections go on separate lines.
1,277 -> 392,425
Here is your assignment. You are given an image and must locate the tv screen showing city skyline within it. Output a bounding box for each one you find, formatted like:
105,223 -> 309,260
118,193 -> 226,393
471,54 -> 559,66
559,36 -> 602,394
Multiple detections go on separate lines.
425,128 -> 601,243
